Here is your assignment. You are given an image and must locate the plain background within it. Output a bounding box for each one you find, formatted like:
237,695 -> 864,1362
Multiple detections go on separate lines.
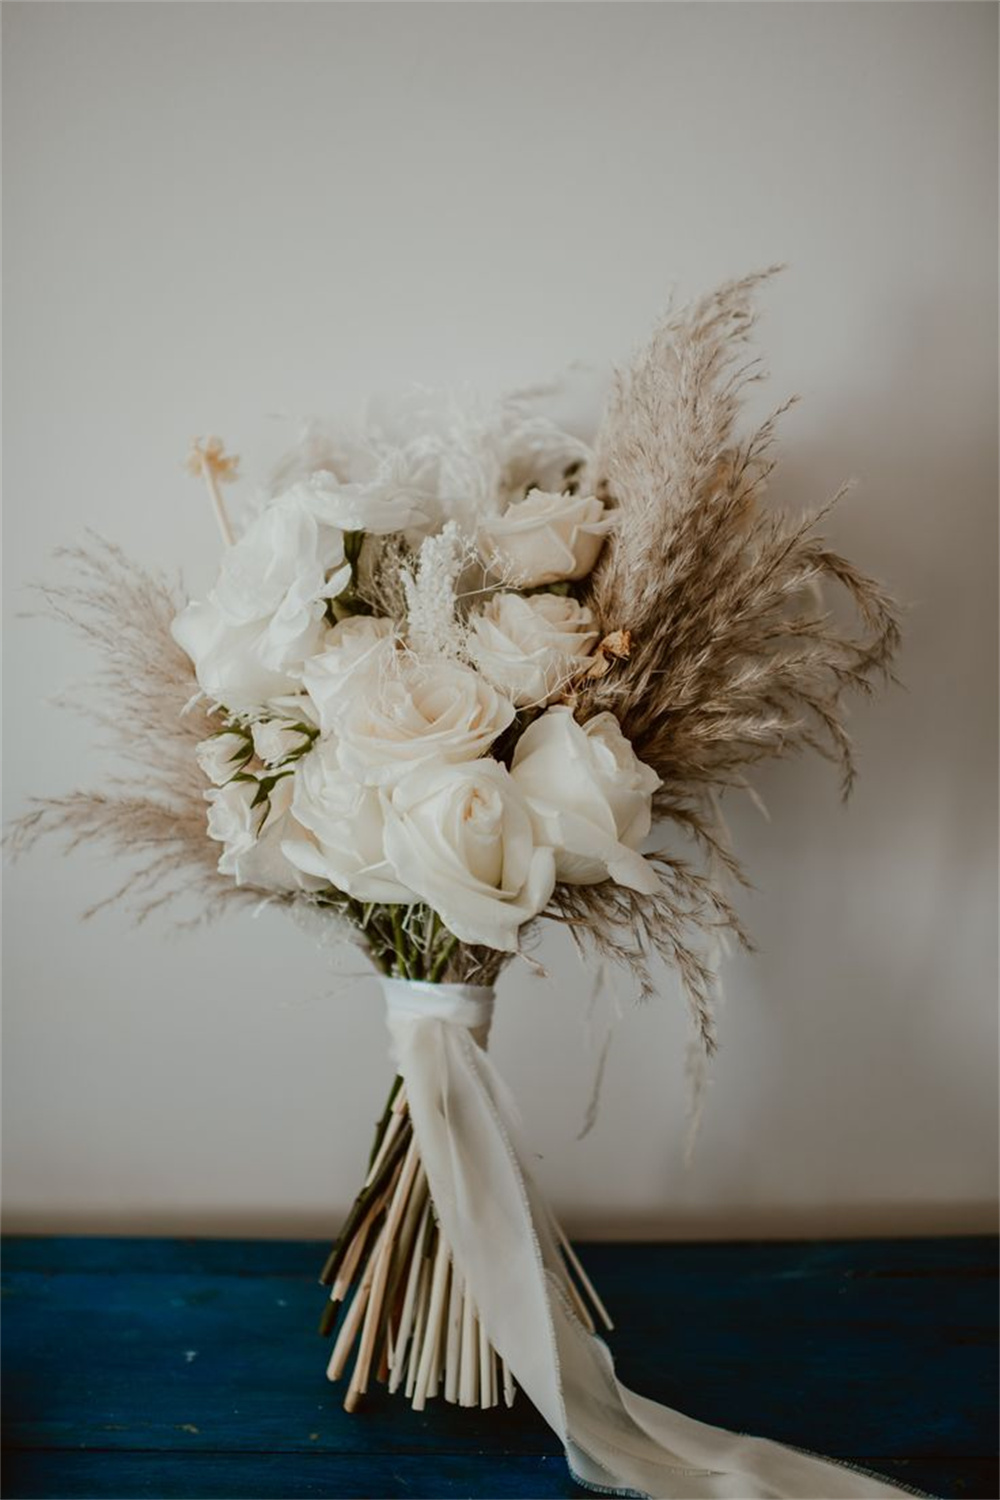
3,1 -> 997,1240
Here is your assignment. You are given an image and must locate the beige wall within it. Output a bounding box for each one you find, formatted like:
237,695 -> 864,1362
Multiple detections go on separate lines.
3,1 -> 997,1239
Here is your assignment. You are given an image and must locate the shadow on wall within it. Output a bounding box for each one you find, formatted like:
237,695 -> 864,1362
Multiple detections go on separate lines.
2,1199 -> 995,1244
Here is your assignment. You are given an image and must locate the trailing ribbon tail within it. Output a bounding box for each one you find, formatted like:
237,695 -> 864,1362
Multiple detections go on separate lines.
384,979 -> 921,1500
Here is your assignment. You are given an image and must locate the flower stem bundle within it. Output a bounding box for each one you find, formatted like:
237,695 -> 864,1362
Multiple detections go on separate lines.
317,1078 -> 610,1412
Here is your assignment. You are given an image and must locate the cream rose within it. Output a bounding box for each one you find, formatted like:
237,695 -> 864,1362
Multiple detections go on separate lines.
301,616 -> 398,735
281,736 -> 414,903
479,489 -> 614,587
337,658 -> 514,786
205,775 -> 320,892
510,706 -> 661,893
381,759 -> 556,950
467,592 -> 598,707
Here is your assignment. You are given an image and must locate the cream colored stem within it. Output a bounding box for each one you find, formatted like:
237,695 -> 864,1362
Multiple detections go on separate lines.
478,1310 -> 492,1409
557,1220 -> 614,1332
428,1258 -> 447,1402
390,1199 -> 431,1394
365,1104 -> 404,1188
330,1194 -> 383,1304
459,1285 -> 478,1408
405,1258 -> 432,1401
328,1224 -> 383,1384
351,1140 -> 421,1399
200,460 -> 235,547
389,1164 -> 428,1331
413,1233 -> 450,1411
444,1264 -> 464,1404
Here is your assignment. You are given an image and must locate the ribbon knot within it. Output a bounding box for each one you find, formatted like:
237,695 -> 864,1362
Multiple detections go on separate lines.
382,978 -> 495,1051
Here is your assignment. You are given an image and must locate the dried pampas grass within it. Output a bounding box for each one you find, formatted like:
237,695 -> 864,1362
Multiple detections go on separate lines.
5,537 -> 264,924
566,268 -> 900,1039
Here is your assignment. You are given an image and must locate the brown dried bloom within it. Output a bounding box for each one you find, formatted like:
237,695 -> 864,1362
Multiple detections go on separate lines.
185,436 -> 239,483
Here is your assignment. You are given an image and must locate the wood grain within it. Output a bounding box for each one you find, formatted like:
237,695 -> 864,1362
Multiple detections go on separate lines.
2,1236 -> 996,1498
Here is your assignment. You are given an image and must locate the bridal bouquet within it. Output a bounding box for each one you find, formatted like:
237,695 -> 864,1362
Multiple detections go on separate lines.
12,272 -> 912,1498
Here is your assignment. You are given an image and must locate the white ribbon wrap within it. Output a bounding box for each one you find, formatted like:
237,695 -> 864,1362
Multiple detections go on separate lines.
384,979 -> 917,1500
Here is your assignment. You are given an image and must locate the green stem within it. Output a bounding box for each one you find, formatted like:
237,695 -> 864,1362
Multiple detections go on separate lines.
367,1074 -> 403,1171
423,911 -> 440,976
319,1071 -> 403,1292
318,1122 -> 408,1288
390,906 -> 411,979
429,933 -> 458,985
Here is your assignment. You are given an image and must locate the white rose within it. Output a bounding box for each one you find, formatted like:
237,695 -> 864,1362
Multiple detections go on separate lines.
196,730 -> 252,786
365,390 -> 593,531
496,420 -> 594,511
479,489 -> 614,587
304,464 -> 431,537
510,706 -> 661,893
281,736 -> 414,903
382,759 -> 556,951
468,592 -> 598,707
206,775 -> 320,892
173,603 -> 293,710
337,658 -> 514,786
250,719 -> 314,767
301,616 -> 398,734
269,425 -> 438,541
171,481 -> 352,711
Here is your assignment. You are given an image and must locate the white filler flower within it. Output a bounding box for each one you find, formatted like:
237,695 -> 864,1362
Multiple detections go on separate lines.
337,658 -> 514,786
479,489 -> 614,587
510,706 -> 661,893
381,759 -> 556,950
468,592 -> 598,707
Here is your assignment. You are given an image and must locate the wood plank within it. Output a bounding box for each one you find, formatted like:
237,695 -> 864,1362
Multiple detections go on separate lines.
2,1450 -> 583,1499
1,1235 -> 323,1278
2,1236 -> 996,1499
4,1232 -> 993,1283
5,1450 -> 998,1500
0,1266 -> 553,1455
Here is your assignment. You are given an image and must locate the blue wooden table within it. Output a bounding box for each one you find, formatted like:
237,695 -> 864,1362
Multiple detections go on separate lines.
2,1236 -> 996,1499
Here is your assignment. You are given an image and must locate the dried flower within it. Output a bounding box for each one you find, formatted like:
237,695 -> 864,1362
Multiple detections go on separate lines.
185,435 -> 239,483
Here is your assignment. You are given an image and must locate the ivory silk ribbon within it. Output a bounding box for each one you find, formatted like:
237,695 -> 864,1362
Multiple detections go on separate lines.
383,979 -> 921,1500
